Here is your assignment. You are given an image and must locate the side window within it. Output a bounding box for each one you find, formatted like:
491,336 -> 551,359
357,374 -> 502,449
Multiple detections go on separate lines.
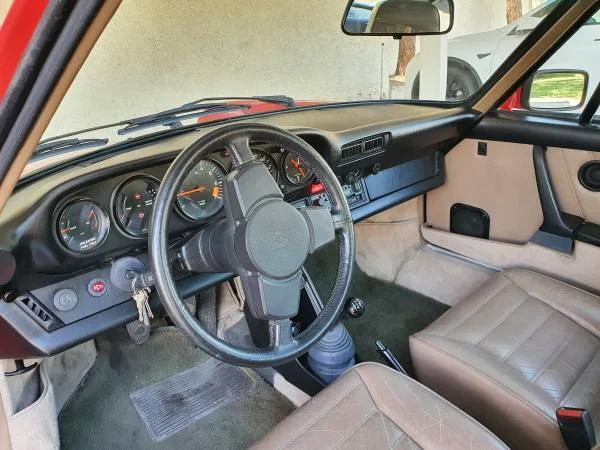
499,5 -> 600,118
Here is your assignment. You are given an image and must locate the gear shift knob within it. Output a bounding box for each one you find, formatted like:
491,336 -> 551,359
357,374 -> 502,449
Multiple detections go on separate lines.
344,297 -> 365,318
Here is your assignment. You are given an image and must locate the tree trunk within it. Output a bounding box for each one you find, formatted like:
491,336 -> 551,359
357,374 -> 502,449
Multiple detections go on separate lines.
395,36 -> 416,79
506,0 -> 523,24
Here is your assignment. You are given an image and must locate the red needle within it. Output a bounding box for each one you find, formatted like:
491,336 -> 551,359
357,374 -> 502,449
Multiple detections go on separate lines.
290,158 -> 306,178
178,186 -> 207,197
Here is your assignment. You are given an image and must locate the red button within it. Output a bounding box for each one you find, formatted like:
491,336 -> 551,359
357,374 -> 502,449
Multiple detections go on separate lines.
88,278 -> 107,297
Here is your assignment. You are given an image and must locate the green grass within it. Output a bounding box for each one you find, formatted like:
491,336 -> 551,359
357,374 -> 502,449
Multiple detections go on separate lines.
531,73 -> 585,101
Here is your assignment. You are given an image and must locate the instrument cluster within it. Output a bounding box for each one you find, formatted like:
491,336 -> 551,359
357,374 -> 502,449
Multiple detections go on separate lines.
54,144 -> 315,254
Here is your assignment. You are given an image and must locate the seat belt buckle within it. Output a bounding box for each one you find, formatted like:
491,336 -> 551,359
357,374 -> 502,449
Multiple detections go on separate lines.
556,407 -> 597,450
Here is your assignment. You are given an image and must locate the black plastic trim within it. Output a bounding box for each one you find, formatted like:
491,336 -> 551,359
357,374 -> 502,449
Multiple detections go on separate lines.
0,271 -> 233,358
574,222 -> 600,247
0,1 -> 102,180
0,1 -> 76,143
533,145 -> 584,239
352,153 -> 444,223
470,113 -> 600,152
580,80 -> 600,125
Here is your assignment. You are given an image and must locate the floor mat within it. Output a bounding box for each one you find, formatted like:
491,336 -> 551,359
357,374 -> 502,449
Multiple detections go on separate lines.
59,327 -> 294,450
130,359 -> 253,441
305,241 -> 450,375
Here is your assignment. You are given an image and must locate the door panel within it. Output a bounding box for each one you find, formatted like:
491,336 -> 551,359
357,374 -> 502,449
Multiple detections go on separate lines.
547,147 -> 600,224
426,139 -> 543,244
422,225 -> 600,294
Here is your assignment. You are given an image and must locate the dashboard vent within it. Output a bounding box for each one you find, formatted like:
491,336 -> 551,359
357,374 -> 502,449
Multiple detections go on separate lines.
16,296 -> 62,331
341,143 -> 362,160
364,135 -> 385,153
341,133 -> 389,162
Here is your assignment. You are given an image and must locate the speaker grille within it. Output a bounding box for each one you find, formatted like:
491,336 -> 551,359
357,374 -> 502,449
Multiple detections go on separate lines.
579,161 -> 600,192
450,203 -> 490,239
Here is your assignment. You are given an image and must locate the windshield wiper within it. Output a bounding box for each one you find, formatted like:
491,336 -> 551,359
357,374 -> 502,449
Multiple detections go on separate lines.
190,95 -> 296,107
38,95 -> 297,145
116,102 -> 248,135
33,137 -> 109,158
116,95 -> 296,136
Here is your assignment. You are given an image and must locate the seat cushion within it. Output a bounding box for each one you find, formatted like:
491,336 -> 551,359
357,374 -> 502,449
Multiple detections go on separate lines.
251,362 -> 507,449
410,269 -> 600,450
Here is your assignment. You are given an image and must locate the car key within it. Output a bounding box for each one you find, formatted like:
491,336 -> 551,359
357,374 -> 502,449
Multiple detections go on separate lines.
132,288 -> 153,326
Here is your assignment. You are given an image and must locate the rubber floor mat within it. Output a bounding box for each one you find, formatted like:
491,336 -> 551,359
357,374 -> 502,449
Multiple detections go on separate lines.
130,358 -> 254,441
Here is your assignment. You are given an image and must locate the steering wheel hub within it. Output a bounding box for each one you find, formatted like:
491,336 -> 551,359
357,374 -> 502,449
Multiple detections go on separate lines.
242,200 -> 310,278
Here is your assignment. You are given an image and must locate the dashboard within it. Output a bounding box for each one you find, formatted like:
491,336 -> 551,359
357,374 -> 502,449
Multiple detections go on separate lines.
0,102 -> 477,359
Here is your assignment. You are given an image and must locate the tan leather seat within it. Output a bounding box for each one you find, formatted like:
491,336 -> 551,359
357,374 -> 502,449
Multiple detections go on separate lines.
410,269 -> 600,450
252,362 -> 507,449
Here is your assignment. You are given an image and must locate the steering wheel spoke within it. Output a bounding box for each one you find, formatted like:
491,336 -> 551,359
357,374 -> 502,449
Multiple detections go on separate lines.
299,207 -> 336,253
227,135 -> 254,166
240,271 -> 303,320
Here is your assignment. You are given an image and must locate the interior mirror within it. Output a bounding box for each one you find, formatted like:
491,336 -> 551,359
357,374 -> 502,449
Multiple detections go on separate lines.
526,70 -> 588,110
342,0 -> 453,37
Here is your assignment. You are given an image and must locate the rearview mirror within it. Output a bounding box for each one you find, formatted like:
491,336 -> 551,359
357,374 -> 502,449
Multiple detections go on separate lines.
525,70 -> 588,111
342,0 -> 454,37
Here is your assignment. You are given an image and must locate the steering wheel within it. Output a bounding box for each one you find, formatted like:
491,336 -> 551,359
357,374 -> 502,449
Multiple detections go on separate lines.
149,123 -> 354,367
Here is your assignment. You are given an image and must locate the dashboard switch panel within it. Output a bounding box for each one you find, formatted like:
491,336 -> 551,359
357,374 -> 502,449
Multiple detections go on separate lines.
53,289 -> 79,311
309,179 -> 369,210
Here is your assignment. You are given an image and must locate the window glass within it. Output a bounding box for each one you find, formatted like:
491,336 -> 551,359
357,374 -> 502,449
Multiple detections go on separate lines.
32,0 -> 564,175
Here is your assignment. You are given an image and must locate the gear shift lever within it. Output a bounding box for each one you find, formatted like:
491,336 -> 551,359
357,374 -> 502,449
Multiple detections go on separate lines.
344,297 -> 365,318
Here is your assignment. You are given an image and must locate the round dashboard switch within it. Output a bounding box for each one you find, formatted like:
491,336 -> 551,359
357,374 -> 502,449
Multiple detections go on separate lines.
88,278 -> 107,297
53,288 -> 78,311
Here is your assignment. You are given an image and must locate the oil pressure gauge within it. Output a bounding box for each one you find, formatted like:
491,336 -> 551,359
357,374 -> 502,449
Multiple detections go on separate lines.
57,199 -> 110,253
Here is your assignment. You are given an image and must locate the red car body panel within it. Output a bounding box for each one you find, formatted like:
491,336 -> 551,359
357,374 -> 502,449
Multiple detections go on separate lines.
498,87 -> 525,111
196,99 -> 323,122
0,0 -> 48,101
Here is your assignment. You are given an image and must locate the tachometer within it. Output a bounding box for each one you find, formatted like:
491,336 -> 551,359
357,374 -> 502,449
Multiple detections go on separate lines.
176,159 -> 226,221
283,152 -> 314,185
57,200 -> 110,253
252,150 -> 278,180
114,176 -> 159,237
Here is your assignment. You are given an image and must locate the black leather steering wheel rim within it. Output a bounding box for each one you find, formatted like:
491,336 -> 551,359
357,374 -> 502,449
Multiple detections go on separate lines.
149,123 -> 354,367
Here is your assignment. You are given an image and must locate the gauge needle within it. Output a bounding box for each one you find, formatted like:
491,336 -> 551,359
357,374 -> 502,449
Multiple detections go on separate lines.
290,158 -> 306,178
178,186 -> 207,197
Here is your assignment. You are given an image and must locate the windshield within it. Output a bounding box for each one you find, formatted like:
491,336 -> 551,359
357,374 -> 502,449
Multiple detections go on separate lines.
25,0 -> 562,176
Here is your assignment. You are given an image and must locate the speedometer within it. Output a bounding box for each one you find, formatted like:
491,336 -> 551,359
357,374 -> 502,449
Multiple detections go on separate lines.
176,159 -> 226,221
57,200 -> 110,253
